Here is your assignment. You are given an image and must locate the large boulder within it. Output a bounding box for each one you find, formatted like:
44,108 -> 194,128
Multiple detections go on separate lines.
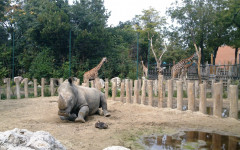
0,128 -> 66,150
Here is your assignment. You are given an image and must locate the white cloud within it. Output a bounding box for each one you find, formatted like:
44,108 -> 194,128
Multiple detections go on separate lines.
69,0 -> 177,26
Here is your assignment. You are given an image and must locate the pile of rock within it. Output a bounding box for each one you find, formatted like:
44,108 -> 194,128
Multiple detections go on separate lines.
0,128 -> 66,150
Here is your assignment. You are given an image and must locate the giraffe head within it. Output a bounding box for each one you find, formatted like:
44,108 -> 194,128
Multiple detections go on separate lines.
102,57 -> 107,62
193,53 -> 198,59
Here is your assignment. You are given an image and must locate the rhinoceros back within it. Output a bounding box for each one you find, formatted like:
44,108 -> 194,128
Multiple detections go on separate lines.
77,86 -> 102,115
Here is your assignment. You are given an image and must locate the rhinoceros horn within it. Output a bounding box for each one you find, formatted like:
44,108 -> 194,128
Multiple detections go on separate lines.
58,94 -> 67,109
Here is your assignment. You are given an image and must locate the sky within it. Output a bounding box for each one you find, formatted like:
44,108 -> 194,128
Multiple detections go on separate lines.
68,0 -> 177,26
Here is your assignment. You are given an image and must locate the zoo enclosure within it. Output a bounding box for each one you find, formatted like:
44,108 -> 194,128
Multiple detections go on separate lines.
1,76 -> 239,121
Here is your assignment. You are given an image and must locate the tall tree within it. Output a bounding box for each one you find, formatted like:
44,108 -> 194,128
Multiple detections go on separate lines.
167,0 -> 230,64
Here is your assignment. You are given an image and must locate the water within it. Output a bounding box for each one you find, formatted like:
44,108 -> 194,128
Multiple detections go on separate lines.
140,131 -> 240,150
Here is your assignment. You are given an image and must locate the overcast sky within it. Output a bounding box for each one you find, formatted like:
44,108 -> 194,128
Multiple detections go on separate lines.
69,0 -> 177,26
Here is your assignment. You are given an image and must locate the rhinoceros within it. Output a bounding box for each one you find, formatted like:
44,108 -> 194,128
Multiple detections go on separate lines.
57,78 -> 110,123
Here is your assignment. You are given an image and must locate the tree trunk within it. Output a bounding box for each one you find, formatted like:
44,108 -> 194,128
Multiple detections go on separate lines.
200,40 -> 204,65
235,48 -> 238,65
213,47 -> 219,65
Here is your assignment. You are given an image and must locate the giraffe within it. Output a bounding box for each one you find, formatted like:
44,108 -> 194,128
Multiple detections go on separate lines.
141,61 -> 148,78
83,57 -> 107,83
171,53 -> 197,79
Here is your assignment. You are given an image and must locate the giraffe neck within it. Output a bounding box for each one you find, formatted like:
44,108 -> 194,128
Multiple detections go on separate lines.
184,53 -> 195,62
94,59 -> 105,71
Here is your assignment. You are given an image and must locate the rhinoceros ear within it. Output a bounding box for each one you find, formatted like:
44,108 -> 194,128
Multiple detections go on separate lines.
68,77 -> 73,85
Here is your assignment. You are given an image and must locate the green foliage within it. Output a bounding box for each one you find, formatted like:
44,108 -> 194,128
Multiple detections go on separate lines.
29,48 -> 54,81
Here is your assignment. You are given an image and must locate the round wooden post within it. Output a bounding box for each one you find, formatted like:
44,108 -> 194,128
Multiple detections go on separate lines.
74,78 -> 80,85
158,75 -> 164,108
211,79 -> 215,98
194,80 -> 199,98
213,82 -> 223,117
95,78 -> 101,91
59,78 -> 63,85
50,78 -> 54,96
177,80 -> 183,111
120,80 -> 125,103
90,81 -> 95,88
140,79 -> 146,105
130,79 -> 133,98
33,79 -> 37,97
227,79 -> 231,99
167,79 -> 173,108
133,80 -> 139,104
24,78 -> 28,98
112,79 -> 117,101
229,85 -> 238,119
41,78 -> 45,97
188,82 -> 195,111
126,79 -> 131,103
199,83 -> 206,114
154,79 -> 158,96
5,78 -> 11,99
15,78 -> 21,99
104,79 -> 109,100
148,80 -> 153,106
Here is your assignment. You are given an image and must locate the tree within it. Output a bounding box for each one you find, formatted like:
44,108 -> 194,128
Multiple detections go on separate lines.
167,0 -> 230,64
133,7 -> 166,68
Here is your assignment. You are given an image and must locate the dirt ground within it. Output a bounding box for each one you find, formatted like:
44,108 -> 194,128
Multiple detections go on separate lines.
0,96 -> 240,150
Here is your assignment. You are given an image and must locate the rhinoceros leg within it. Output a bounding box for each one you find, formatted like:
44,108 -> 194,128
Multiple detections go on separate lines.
60,113 -> 77,121
75,106 -> 89,123
100,94 -> 111,117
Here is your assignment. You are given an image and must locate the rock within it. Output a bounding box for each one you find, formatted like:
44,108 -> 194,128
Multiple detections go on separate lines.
95,121 -> 108,129
0,128 -> 66,150
103,146 -> 130,150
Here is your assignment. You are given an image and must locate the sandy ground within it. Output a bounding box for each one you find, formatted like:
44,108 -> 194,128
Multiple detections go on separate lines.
0,96 -> 240,150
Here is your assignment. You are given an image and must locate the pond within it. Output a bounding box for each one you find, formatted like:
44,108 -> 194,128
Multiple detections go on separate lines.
139,131 -> 240,150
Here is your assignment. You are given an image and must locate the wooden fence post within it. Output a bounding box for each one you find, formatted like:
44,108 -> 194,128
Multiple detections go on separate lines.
126,79 -> 131,103
120,80 -> 125,102
213,82 -> 223,117
167,79 -> 173,108
24,78 -> 28,98
133,80 -> 139,104
154,79 -> 158,96
6,78 -> 11,99
229,85 -> 238,119
141,79 -> 146,105
41,78 -> 45,97
50,78 -> 54,96
15,78 -> 21,99
188,82 -> 195,111
130,79 -> 133,98
199,83 -> 206,114
211,79 -> 215,98
195,80 -> 199,98
104,79 -> 109,100
34,79 -> 37,97
59,78 -> 63,85
112,79 -> 117,101
148,80 -> 153,106
177,80 -> 183,111
158,75 -> 164,108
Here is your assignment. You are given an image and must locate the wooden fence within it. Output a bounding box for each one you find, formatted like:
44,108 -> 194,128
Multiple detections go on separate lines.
1,76 -> 239,120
